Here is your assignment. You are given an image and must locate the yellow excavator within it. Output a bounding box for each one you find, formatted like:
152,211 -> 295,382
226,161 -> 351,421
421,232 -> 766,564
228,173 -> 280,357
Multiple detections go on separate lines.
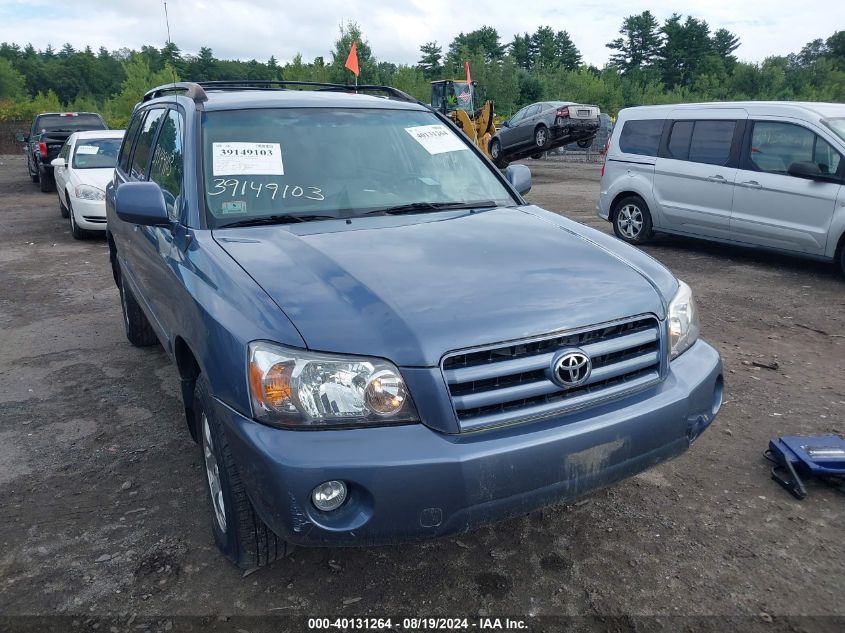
431,80 -> 496,158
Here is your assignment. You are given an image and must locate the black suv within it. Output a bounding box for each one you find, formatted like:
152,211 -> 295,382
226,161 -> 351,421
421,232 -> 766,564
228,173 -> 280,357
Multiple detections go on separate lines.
17,112 -> 108,192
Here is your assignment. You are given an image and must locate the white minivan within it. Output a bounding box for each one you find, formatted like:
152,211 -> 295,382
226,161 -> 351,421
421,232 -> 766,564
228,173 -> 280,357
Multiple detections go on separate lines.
597,102 -> 845,275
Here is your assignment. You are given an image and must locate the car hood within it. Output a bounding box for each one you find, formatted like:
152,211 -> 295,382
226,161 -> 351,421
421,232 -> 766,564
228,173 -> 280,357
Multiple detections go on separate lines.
71,168 -> 115,192
213,207 -> 669,367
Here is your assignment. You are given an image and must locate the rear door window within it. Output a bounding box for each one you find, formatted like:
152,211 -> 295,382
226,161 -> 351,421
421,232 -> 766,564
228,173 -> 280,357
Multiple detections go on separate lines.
618,119 -> 663,156
667,121 -> 693,159
118,113 -> 145,173
687,120 -> 736,166
129,108 -> 166,180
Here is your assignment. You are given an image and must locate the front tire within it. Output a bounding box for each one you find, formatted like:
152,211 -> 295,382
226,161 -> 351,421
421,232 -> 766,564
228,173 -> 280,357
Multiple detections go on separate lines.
195,375 -> 288,569
59,192 -> 69,218
577,138 -> 593,149
534,125 -> 549,150
69,201 -> 85,239
838,241 -> 845,277
612,195 -> 653,244
119,272 -> 158,347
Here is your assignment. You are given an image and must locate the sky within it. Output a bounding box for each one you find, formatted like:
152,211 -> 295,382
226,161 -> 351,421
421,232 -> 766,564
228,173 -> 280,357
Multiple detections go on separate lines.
0,0 -> 842,67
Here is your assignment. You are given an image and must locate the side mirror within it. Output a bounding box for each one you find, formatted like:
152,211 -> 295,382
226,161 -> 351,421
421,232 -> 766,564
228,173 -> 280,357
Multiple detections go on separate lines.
787,161 -> 823,180
15,132 -> 27,143
115,181 -> 170,226
505,164 -> 532,195
51,157 -> 65,168
502,121 -> 510,128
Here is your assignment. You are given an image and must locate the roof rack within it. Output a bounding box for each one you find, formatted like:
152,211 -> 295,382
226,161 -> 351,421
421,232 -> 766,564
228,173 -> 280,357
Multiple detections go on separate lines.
142,82 -> 208,103
142,80 -> 423,106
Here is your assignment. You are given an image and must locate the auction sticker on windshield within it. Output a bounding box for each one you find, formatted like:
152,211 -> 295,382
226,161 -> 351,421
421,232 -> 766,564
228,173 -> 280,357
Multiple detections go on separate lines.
76,145 -> 100,155
212,142 -> 284,176
405,125 -> 468,155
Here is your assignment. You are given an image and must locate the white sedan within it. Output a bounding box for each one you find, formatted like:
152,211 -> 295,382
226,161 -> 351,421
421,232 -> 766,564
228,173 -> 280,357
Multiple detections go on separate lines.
51,129 -> 124,239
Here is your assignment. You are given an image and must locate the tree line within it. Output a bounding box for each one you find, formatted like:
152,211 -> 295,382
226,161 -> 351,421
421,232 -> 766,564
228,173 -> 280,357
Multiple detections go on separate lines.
0,13 -> 842,128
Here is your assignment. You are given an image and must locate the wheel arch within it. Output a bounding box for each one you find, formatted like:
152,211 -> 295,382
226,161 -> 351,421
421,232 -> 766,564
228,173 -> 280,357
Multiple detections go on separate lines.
174,336 -> 203,443
609,191 -> 648,220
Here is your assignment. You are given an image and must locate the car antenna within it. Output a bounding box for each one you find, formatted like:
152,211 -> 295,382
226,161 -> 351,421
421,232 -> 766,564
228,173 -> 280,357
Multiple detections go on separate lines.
163,1 -> 178,93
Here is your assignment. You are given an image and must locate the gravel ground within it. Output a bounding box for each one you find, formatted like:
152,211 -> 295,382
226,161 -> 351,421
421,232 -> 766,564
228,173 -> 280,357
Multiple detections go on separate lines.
0,154 -> 843,632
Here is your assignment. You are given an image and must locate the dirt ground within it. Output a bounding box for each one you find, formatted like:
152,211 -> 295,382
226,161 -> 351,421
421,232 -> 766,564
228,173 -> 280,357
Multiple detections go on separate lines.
0,154 -> 843,631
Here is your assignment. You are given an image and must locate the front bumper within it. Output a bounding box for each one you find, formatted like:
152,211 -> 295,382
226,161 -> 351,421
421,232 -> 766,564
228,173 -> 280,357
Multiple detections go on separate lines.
218,340 -> 722,547
70,195 -> 107,231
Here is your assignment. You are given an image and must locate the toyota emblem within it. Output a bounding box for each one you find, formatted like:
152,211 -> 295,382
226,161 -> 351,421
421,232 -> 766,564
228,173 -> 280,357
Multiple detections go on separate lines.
552,350 -> 592,387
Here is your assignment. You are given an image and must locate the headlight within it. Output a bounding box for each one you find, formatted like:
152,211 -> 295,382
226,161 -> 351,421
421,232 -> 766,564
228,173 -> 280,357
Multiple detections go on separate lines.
75,184 -> 105,201
668,280 -> 700,359
247,341 -> 419,428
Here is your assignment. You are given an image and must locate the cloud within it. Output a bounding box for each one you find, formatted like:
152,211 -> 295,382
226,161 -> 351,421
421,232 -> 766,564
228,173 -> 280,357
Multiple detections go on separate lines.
0,0 -> 841,67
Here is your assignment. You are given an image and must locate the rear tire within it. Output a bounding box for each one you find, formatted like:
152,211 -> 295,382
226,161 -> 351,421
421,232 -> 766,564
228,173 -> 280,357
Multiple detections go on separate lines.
119,272 -> 158,347
612,195 -> 653,245
195,375 -> 288,569
530,152 -> 543,159
38,166 -> 54,192
577,138 -> 593,149
534,125 -> 549,150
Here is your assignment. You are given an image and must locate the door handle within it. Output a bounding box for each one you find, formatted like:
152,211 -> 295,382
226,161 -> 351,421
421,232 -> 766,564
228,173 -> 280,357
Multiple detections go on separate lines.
706,175 -> 727,183
740,180 -> 762,189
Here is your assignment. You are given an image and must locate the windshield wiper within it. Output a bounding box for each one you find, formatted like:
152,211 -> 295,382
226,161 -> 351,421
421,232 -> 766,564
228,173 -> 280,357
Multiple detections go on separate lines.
217,213 -> 336,228
363,200 -> 501,216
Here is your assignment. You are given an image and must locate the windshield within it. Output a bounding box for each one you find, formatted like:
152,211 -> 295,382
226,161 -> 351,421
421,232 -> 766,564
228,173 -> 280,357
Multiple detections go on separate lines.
72,138 -> 121,169
823,118 -> 845,144
202,108 -> 514,227
37,114 -> 106,132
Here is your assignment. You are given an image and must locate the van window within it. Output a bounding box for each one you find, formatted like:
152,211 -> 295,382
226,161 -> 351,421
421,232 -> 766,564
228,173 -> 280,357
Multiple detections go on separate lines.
618,120 -> 663,156
667,121 -> 693,159
688,121 -> 736,166
750,121 -> 841,176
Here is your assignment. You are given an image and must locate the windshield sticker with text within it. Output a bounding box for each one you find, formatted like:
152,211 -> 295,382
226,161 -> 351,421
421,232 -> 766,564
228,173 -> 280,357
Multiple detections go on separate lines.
212,142 -> 284,176
404,125 -> 469,155
75,145 -> 100,155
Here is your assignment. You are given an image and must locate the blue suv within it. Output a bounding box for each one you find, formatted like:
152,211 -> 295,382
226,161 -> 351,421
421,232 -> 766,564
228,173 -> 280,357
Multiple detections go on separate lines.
105,81 -> 723,568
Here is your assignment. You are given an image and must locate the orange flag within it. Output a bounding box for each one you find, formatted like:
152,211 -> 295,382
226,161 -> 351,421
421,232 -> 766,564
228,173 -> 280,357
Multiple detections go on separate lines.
345,41 -> 360,77
465,61 -> 472,85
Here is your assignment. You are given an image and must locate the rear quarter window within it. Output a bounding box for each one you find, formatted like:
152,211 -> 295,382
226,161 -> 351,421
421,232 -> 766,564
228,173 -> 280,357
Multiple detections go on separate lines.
618,119 -> 664,156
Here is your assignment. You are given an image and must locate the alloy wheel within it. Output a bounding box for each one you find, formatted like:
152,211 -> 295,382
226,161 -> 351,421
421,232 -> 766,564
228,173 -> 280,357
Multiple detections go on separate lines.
617,204 -> 643,239
202,414 -> 227,533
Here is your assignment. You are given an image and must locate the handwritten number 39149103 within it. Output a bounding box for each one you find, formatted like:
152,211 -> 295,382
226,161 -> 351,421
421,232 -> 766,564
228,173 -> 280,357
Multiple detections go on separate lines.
208,178 -> 324,201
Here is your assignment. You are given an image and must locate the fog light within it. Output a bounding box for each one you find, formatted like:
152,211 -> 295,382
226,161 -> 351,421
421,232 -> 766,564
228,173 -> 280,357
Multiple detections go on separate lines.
312,480 -> 347,511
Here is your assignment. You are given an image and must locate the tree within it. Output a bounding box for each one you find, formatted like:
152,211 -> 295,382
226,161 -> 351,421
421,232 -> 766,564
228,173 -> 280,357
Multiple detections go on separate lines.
0,58 -> 25,98
711,28 -> 740,62
446,26 -> 504,69
104,56 -> 178,127
509,34 -> 532,69
554,31 -> 581,70
188,46 -> 217,81
417,41 -> 442,80
660,14 -> 714,88
607,11 -> 663,72
330,22 -> 376,83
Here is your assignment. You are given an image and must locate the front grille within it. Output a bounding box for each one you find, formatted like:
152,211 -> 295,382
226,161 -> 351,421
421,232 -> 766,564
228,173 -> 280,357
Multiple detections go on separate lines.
442,316 -> 664,432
